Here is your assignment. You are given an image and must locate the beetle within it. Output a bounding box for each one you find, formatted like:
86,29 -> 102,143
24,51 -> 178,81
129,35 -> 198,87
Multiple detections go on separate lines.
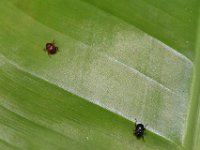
134,119 -> 146,140
44,41 -> 58,55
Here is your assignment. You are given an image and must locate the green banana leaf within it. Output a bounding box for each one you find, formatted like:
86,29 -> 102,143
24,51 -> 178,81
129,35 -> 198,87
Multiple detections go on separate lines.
0,0 -> 199,150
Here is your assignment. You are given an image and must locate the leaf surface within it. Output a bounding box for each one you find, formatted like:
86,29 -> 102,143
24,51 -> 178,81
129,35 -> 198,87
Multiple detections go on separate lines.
0,0 -> 199,150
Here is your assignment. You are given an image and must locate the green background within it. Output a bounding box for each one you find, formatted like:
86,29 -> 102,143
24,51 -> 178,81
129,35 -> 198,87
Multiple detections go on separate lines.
0,0 -> 199,150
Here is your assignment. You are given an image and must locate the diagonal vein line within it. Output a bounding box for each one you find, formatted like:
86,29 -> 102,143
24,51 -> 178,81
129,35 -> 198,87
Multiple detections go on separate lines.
105,54 -> 183,98
0,104 -> 74,142
82,0 -> 185,23
0,138 -> 21,150
8,1 -> 90,48
80,0 -> 193,62
141,0 -> 188,23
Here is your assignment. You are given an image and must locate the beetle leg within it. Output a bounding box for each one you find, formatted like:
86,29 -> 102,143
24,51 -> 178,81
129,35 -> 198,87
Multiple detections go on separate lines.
47,52 -> 51,57
142,135 -> 145,141
135,118 -> 137,127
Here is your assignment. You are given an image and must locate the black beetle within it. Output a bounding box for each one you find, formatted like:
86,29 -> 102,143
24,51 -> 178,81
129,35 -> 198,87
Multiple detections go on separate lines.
134,119 -> 146,140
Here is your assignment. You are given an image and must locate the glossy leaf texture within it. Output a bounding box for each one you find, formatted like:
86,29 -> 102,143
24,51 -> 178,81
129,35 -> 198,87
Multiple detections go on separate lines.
0,0 -> 199,150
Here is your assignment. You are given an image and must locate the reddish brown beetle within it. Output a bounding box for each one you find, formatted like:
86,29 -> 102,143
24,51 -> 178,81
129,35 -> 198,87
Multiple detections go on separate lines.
44,41 -> 58,55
